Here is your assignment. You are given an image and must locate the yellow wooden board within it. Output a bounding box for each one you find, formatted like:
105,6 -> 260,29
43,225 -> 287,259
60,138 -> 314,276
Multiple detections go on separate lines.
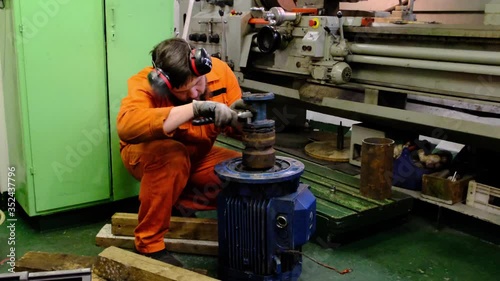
304,140 -> 350,162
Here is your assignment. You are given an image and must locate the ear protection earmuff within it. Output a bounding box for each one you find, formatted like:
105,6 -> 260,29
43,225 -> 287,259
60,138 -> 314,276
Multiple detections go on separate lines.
189,48 -> 212,76
147,67 -> 172,96
148,47 -> 212,95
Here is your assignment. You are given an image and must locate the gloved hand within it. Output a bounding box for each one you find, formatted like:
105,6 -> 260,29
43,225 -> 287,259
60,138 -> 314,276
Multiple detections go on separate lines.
230,99 -> 255,113
192,100 -> 236,127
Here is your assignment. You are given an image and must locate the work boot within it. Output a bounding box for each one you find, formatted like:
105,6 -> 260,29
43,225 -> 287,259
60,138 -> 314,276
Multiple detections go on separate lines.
136,248 -> 184,267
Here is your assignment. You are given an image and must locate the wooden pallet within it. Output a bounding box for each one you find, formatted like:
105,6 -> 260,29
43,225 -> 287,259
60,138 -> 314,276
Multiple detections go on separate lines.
215,135 -> 413,244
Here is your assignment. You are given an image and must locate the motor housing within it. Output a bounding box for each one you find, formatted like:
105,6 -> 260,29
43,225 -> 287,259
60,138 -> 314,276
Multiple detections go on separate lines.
215,92 -> 316,281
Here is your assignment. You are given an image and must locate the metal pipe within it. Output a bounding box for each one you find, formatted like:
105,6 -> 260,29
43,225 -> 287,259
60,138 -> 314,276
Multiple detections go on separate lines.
408,0 -> 416,16
349,43 -> 500,66
346,55 -> 500,76
360,137 -> 394,201
182,0 -> 196,40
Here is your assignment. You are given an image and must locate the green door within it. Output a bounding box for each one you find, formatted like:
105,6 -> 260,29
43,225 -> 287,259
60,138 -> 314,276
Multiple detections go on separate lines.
16,0 -> 111,212
105,0 -> 175,200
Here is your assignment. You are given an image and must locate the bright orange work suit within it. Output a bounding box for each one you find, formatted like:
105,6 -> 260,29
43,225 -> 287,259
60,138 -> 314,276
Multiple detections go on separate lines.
117,58 -> 242,253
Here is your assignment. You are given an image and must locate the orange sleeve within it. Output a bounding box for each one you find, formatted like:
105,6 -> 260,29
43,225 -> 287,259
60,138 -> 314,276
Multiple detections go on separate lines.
117,69 -> 172,144
224,62 -> 243,107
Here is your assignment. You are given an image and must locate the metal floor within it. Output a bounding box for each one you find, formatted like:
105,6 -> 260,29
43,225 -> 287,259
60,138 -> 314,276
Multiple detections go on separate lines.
0,200 -> 499,281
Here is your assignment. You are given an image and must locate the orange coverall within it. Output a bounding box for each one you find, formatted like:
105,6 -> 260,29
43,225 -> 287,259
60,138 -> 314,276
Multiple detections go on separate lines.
117,58 -> 241,253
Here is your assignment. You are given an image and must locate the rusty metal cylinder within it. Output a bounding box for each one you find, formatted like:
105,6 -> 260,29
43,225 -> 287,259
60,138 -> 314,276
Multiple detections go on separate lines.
242,129 -> 276,170
360,137 -> 395,200
240,92 -> 276,170
242,147 -> 276,170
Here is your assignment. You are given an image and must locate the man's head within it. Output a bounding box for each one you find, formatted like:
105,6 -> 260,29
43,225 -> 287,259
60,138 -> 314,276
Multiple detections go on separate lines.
148,38 -> 212,104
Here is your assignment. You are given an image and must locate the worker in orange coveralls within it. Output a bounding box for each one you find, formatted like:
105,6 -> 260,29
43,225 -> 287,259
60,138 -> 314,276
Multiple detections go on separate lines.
117,37 -> 250,266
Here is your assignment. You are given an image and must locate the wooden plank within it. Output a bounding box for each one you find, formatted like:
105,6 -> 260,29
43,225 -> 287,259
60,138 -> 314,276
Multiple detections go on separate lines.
96,224 -> 218,256
16,251 -> 96,272
15,252 -> 105,281
93,246 -> 219,281
112,213 -> 218,241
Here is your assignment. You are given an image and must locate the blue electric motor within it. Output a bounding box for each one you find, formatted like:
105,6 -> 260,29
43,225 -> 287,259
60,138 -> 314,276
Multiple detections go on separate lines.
215,93 -> 316,281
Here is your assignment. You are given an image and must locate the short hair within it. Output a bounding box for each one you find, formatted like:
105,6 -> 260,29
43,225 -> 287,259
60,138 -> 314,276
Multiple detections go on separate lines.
151,38 -> 193,89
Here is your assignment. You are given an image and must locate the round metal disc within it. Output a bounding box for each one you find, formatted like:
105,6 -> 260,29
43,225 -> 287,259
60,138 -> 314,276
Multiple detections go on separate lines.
304,141 -> 350,162
214,156 -> 304,184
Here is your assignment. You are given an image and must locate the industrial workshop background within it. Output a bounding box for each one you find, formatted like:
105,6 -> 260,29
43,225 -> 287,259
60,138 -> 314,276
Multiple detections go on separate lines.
0,0 -> 498,214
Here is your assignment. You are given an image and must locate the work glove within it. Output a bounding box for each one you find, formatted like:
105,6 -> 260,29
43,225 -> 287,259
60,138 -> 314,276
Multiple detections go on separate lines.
192,100 -> 236,127
230,99 -> 255,113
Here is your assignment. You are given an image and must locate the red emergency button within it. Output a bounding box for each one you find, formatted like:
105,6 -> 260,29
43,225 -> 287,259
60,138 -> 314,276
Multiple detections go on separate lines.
308,18 -> 320,28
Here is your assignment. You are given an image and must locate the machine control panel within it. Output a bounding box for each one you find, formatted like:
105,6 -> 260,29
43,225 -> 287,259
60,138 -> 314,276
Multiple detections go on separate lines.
183,1 -> 351,84
301,31 -> 325,57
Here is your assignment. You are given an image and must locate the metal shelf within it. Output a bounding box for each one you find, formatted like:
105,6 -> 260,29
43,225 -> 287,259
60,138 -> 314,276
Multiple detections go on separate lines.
393,186 -> 500,226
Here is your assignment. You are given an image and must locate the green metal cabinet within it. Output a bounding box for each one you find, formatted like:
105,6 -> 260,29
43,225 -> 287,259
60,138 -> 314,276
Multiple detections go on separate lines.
1,0 -> 174,216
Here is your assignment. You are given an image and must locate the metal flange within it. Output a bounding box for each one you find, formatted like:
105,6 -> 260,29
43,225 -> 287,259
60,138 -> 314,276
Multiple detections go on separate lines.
214,156 -> 304,184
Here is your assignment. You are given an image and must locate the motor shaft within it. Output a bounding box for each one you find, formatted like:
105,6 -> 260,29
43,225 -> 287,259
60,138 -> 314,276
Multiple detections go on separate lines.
241,92 -> 276,170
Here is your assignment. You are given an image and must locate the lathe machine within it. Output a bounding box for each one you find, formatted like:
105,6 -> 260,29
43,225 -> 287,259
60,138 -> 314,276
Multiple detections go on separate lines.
179,0 -> 500,149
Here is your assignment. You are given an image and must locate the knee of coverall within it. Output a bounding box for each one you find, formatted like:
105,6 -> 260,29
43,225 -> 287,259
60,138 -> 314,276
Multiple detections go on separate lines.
143,139 -> 191,171
123,139 -> 191,179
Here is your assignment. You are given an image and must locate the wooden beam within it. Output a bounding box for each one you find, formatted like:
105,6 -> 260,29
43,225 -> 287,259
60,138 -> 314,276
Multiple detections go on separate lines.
15,251 -> 105,281
93,246 -> 219,281
96,224 -> 218,256
111,213 -> 218,241
16,252 -> 95,272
